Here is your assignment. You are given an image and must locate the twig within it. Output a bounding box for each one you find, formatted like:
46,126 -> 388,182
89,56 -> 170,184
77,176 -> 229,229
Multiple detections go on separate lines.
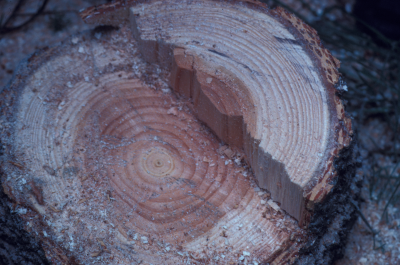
350,200 -> 385,250
0,0 -> 49,34
381,177 -> 400,221
13,10 -> 79,17
2,0 -> 26,28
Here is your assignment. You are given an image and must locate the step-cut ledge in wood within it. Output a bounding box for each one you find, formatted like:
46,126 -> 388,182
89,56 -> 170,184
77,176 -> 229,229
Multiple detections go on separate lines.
0,1 -> 355,265
81,0 -> 353,225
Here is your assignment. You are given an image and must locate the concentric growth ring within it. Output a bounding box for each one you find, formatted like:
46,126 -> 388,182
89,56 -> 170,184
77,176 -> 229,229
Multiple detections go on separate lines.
4,27 -> 304,264
73,76 -> 247,243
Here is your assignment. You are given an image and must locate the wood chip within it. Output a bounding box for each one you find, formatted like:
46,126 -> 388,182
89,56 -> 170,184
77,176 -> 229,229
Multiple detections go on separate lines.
42,165 -> 56,176
97,238 -> 106,248
49,205 -> 61,212
106,190 -> 112,202
167,107 -> 178,116
91,251 -> 102,257
268,200 -> 280,212
78,198 -> 88,204
223,148 -> 235,158
203,157 -> 211,163
217,145 -> 228,155
202,140 -> 210,146
9,161 -> 24,169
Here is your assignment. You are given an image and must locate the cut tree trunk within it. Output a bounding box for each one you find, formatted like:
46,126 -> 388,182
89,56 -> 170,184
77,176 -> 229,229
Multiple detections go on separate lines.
0,1 -> 358,264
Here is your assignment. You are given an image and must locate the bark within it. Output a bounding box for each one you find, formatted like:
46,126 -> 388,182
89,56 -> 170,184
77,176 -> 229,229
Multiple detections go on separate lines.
0,180 -> 50,265
0,1 -> 358,264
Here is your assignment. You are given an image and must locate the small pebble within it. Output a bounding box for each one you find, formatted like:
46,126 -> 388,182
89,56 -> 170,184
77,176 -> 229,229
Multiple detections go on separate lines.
71,37 -> 79,44
359,257 -> 367,263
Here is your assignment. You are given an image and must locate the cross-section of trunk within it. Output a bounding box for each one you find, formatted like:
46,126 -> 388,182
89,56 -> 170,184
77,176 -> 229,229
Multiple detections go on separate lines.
0,1 -> 357,264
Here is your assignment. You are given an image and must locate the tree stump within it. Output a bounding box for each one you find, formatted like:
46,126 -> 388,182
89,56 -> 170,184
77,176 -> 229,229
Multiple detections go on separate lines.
0,1 -> 358,264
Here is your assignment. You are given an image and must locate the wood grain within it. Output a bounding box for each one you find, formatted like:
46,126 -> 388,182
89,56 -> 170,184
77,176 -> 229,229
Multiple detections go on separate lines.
0,0 -> 355,264
0,27 -> 305,264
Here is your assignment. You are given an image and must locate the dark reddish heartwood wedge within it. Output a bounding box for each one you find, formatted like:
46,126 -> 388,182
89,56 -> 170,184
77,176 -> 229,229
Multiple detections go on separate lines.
0,1 -> 357,264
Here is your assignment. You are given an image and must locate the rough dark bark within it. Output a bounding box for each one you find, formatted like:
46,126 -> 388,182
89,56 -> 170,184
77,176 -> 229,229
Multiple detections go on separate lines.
0,181 -> 50,265
296,136 -> 361,264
